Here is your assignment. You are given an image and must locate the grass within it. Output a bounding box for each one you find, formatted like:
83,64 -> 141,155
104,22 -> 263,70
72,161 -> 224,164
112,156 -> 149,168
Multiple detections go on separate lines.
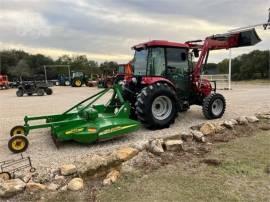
98,131 -> 270,202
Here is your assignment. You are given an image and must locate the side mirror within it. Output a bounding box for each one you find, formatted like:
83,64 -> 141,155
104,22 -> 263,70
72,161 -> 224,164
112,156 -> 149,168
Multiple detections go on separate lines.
193,49 -> 199,58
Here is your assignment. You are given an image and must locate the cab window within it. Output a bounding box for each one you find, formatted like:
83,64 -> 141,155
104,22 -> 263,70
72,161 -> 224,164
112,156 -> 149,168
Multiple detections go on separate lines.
147,48 -> 166,76
166,48 -> 188,75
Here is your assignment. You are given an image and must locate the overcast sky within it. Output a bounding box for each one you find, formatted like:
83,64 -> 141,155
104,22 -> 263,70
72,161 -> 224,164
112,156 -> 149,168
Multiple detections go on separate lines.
0,0 -> 269,63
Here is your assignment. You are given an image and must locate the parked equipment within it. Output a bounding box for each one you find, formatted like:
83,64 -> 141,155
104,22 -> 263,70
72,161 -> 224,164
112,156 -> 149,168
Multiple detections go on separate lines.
71,71 -> 89,87
16,81 -> 53,97
0,154 -> 35,180
0,74 -> 9,89
8,84 -> 140,153
55,74 -> 70,86
114,63 -> 133,84
123,29 -> 262,129
98,63 -> 133,88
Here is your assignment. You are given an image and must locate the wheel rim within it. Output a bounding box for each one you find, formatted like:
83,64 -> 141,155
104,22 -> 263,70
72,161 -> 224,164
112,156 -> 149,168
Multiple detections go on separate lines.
212,98 -> 224,116
13,127 -> 24,135
75,80 -> 81,86
11,138 -> 26,151
151,96 -> 172,121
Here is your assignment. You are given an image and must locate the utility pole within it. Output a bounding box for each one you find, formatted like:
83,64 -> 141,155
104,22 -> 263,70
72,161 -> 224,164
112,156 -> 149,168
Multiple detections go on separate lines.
269,49 -> 270,79
0,54 -> 2,74
228,49 -> 232,89
44,65 -> 47,83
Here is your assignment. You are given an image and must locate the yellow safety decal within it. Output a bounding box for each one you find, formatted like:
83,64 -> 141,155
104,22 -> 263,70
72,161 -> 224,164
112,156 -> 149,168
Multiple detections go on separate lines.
65,128 -> 84,135
99,124 -> 137,136
88,128 -> 97,133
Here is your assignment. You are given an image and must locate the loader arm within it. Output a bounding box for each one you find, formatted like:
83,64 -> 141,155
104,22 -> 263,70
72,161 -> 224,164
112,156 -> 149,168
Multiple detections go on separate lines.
186,28 -> 262,83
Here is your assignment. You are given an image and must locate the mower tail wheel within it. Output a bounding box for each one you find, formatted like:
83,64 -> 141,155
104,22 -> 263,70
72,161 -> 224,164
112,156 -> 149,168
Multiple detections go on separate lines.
202,93 -> 226,119
45,88 -> 53,95
135,83 -> 177,129
10,125 -> 25,137
37,88 -> 45,96
16,89 -> 24,97
8,135 -> 29,153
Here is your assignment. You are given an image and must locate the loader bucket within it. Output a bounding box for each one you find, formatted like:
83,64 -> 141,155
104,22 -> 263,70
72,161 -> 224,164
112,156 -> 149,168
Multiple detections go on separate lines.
237,28 -> 261,47
210,28 -> 261,49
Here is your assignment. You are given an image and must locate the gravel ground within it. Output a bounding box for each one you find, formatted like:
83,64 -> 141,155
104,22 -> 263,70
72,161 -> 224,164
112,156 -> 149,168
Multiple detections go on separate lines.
0,83 -> 270,172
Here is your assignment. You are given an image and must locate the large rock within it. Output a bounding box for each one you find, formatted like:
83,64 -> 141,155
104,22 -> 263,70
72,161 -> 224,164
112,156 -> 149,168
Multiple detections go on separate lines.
214,124 -> 226,133
164,140 -> 183,151
200,123 -> 216,136
246,116 -> 259,123
60,164 -> 77,176
256,112 -> 270,119
77,154 -> 108,176
113,147 -> 139,162
191,130 -> 206,142
237,116 -> 248,125
230,119 -> 238,125
223,120 -> 234,129
67,178 -> 84,191
180,132 -> 193,142
0,179 -> 26,197
26,182 -> 46,192
47,183 -> 60,191
147,139 -> 164,155
54,175 -> 65,183
103,169 -> 120,186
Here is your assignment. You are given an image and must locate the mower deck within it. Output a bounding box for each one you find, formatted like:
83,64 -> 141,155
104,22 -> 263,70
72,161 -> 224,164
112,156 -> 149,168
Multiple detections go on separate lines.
8,85 -> 140,153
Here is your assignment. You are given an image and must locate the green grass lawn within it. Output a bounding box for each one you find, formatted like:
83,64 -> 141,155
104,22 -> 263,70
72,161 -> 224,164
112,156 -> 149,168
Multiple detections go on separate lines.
98,131 -> 270,202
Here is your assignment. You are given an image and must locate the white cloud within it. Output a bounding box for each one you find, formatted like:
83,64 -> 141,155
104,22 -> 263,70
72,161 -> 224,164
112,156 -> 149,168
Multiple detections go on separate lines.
0,0 -> 269,63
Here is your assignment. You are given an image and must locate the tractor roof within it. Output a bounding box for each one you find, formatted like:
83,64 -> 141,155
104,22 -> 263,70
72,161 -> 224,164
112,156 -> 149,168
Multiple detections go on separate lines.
133,40 -> 189,49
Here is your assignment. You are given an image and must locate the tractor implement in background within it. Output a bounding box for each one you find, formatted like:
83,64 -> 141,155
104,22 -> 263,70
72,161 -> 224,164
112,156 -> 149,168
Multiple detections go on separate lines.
8,84 -> 140,153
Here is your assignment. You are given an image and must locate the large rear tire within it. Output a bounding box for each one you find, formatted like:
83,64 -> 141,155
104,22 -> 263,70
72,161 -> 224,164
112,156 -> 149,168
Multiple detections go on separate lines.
202,93 -> 226,119
135,83 -> 177,129
72,79 -> 82,87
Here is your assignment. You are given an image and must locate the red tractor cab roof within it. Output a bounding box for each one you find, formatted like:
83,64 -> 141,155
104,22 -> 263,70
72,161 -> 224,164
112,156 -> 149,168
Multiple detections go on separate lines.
132,40 -> 189,50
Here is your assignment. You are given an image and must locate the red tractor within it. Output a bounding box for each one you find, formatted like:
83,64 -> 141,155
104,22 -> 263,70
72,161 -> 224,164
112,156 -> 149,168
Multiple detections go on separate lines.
123,29 -> 261,129
0,74 -> 9,89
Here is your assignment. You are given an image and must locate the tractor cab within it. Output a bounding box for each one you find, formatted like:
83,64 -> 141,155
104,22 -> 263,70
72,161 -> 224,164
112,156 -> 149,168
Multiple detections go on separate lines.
132,40 -> 192,98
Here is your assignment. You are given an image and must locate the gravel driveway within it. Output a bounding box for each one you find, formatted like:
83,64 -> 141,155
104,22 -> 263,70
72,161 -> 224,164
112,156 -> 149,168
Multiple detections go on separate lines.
0,83 -> 270,171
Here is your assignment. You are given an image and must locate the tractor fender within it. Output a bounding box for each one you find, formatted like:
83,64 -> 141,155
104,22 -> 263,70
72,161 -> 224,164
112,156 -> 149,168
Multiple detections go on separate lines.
141,76 -> 176,91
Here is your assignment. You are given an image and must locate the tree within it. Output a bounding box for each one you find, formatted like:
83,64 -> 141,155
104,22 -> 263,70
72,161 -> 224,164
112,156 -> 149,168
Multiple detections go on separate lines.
100,61 -> 118,75
8,59 -> 32,81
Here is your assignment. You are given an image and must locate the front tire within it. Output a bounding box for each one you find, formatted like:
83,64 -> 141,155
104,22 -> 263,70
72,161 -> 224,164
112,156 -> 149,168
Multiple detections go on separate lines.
135,83 -> 177,129
202,93 -> 226,119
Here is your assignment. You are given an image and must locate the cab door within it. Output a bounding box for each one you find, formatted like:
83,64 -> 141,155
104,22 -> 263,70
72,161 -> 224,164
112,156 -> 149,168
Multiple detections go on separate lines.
165,48 -> 190,99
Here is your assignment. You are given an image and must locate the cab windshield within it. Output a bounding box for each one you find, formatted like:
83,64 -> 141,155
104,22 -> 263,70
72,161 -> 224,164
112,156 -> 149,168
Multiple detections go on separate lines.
134,49 -> 148,75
